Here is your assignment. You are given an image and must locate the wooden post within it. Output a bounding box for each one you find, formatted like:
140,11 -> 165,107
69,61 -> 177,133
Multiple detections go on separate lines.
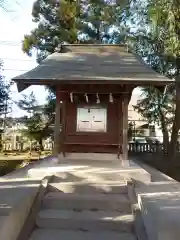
52,89 -> 61,156
118,98 -> 123,159
122,94 -> 129,162
61,98 -> 67,157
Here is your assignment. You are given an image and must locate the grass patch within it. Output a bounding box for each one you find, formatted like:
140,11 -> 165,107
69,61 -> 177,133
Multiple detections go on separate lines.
0,150 -> 52,177
0,160 -> 23,176
0,151 -> 51,160
0,159 -> 41,176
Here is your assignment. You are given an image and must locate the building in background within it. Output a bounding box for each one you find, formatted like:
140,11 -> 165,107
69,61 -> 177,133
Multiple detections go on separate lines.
128,92 -> 163,143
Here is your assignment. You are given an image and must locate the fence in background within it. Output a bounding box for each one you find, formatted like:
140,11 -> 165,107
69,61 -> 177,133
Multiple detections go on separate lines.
2,142 -> 53,151
128,142 -> 164,153
2,142 -> 180,153
128,142 -> 180,154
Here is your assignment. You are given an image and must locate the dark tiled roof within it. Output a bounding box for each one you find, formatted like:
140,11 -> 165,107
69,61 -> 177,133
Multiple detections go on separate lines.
13,44 -> 173,90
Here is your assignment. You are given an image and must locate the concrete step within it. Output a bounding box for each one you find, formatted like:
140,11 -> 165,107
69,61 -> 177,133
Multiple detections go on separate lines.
48,182 -> 128,194
36,209 -> 134,232
42,192 -> 131,212
53,172 -> 126,182
29,229 -> 136,240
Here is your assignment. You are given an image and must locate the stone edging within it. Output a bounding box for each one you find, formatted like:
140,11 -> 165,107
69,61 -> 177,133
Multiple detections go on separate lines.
17,175 -> 53,240
127,178 -> 148,240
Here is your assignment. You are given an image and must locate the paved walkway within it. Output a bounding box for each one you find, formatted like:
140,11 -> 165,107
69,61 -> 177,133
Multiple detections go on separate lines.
0,155 -> 150,240
28,157 -> 138,240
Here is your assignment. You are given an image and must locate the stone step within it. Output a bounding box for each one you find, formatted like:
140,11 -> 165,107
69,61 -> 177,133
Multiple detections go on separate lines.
42,192 -> 131,212
53,172 -> 126,182
36,209 -> 134,232
29,229 -> 136,240
48,182 -> 128,194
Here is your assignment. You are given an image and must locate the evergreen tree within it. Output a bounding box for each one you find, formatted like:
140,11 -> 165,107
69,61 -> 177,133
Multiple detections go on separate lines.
17,92 -> 53,151
17,91 -> 37,116
22,0 -> 130,62
22,0 -> 81,62
126,0 -> 180,157
78,0 -> 129,43
143,0 -> 180,157
0,62 -> 10,118
134,86 -> 175,151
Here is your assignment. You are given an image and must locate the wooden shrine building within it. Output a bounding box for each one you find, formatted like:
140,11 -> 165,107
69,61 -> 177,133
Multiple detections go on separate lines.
13,44 -> 173,160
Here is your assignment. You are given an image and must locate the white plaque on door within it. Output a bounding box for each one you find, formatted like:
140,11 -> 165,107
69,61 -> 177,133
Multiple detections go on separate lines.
76,107 -> 107,132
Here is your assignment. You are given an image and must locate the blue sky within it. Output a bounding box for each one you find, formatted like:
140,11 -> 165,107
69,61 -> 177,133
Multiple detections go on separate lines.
0,0 -> 48,117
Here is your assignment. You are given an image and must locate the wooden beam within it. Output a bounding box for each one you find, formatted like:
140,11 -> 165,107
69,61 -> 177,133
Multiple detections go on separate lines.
58,84 -> 133,94
52,88 -> 61,156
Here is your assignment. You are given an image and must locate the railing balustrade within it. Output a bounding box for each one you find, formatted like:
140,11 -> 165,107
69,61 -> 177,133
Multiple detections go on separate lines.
128,142 -> 168,153
1,141 -> 180,154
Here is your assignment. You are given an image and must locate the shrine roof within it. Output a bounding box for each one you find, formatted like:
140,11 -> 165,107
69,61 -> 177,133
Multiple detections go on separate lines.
12,44 -> 174,92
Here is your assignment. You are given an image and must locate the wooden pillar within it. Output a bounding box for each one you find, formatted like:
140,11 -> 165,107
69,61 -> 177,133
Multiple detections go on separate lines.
52,89 -> 61,155
118,98 -> 123,159
61,98 -> 66,157
122,94 -> 129,162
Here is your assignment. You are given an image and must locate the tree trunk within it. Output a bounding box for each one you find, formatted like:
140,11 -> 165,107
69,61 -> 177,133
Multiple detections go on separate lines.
169,4 -> 180,160
29,141 -> 32,152
39,139 -> 44,151
169,59 -> 180,160
162,129 -> 169,153
38,139 -> 43,160
160,111 -> 169,153
169,82 -> 180,158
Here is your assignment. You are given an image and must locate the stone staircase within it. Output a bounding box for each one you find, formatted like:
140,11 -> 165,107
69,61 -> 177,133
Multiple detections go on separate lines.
28,172 -> 137,240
